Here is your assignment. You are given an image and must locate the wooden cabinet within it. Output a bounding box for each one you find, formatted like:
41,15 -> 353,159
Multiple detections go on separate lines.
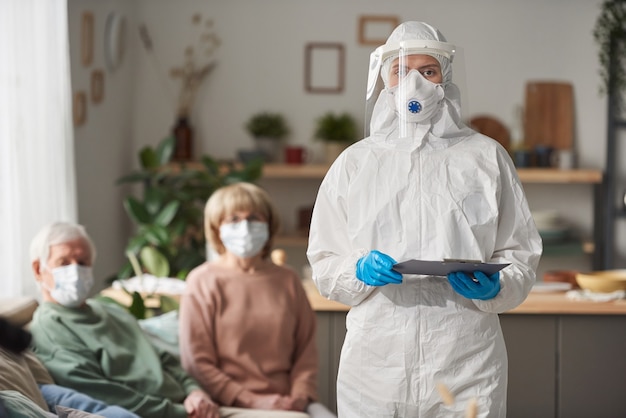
500,315 -> 557,417
315,311 -> 346,413
557,315 -> 626,417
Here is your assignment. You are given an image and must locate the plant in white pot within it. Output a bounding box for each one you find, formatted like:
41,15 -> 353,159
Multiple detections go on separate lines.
244,112 -> 290,162
314,112 -> 358,163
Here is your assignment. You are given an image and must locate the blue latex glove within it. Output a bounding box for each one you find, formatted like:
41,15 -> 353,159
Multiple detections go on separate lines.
356,250 -> 403,286
447,271 -> 501,300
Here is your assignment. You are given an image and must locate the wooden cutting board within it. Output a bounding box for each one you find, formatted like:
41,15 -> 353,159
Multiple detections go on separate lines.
468,115 -> 511,150
524,81 -> 574,150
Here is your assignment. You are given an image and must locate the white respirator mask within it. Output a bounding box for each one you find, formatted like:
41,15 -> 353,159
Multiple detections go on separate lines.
219,220 -> 269,259
47,264 -> 94,308
388,69 -> 445,124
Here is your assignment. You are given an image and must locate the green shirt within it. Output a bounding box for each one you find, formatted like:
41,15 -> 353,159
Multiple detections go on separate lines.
30,300 -> 199,418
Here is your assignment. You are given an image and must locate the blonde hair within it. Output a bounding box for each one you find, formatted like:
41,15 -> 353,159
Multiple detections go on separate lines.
204,182 -> 280,258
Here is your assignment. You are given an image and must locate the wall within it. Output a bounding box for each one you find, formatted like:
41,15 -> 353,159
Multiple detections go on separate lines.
68,0 -> 612,283
67,0 -> 137,288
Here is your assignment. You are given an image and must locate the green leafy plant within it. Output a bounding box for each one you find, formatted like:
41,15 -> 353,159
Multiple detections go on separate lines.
108,136 -> 263,319
116,135 -> 263,281
593,0 -> 626,96
245,112 -> 290,139
314,112 -> 358,143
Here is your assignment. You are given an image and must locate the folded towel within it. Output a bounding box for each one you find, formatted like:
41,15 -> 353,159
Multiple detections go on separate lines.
565,289 -> 626,302
113,275 -> 187,295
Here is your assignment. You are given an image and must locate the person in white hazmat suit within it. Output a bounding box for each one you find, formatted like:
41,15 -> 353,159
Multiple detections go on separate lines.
306,21 -> 542,417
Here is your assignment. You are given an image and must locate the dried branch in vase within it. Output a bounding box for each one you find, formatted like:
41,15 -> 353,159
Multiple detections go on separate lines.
169,13 -> 221,118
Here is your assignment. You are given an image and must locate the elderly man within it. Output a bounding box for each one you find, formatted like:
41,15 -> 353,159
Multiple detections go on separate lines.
29,221 -> 220,418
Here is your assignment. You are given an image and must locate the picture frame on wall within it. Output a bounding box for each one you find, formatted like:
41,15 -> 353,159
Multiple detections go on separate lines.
358,15 -> 399,46
81,11 -> 94,67
73,91 -> 87,126
91,70 -> 105,104
304,42 -> 345,94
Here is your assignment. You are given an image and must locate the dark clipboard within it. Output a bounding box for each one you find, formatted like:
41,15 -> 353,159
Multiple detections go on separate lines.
393,259 -> 510,277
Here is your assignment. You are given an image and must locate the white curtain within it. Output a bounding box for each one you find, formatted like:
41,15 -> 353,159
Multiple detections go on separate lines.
0,0 -> 77,299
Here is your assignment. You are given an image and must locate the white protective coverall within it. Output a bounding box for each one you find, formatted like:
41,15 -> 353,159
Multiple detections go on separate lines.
306,21 -> 542,418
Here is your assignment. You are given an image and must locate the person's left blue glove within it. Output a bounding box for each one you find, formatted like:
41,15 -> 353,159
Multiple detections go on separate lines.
447,271 -> 501,300
356,250 -> 403,286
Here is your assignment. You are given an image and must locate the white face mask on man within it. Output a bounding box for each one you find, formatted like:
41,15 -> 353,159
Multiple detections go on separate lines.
45,264 -> 94,308
388,69 -> 445,124
219,220 -> 269,259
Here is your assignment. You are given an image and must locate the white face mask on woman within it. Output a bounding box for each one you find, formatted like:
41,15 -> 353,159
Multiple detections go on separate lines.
219,220 -> 269,259
46,264 -> 94,308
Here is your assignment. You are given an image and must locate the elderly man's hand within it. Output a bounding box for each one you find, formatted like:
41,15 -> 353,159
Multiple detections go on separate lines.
184,389 -> 220,418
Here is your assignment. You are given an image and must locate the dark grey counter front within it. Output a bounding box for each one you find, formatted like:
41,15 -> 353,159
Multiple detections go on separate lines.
310,284 -> 626,417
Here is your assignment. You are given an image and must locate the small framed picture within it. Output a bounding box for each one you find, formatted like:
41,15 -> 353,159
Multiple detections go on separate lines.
91,69 -> 104,104
81,11 -> 94,67
73,91 -> 87,126
304,42 -> 345,94
358,15 -> 399,46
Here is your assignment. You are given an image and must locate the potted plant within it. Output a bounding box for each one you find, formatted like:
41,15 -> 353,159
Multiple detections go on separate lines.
244,112 -> 290,161
593,0 -> 626,98
314,112 -> 359,163
112,136 -> 263,318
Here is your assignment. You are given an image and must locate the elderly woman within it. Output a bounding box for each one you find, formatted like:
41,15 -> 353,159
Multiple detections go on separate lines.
179,182 -> 335,418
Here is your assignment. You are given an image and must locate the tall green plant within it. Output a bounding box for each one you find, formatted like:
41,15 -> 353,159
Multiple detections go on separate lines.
116,136 -> 263,281
593,0 -> 626,96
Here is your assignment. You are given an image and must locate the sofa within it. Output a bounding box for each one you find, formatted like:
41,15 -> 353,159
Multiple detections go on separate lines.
0,297 -> 145,417
0,296 -> 39,328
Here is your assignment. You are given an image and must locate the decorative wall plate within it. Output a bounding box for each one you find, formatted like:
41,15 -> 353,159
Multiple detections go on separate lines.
104,12 -> 126,72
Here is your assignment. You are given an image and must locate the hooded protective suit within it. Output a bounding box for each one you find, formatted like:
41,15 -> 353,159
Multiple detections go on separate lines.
306,22 -> 542,417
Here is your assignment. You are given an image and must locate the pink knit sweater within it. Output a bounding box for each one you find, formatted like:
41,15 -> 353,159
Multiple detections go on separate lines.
179,260 -> 319,407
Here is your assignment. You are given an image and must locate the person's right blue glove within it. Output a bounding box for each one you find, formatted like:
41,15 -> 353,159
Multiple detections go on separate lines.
356,250 -> 403,286
447,271 -> 501,300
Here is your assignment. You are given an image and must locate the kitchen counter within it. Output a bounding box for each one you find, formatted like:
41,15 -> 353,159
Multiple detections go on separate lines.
303,280 -> 626,315
101,280 -> 626,315
307,278 -> 626,417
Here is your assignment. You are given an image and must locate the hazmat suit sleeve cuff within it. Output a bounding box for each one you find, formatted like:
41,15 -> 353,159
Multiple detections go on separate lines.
313,248 -> 376,307
472,269 -> 534,313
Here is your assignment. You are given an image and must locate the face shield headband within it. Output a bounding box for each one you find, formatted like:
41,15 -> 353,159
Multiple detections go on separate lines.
366,39 -> 455,102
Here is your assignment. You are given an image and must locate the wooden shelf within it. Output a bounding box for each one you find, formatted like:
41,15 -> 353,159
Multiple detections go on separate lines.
275,234 -> 309,246
262,164 -> 330,179
516,168 -> 603,184
542,240 -> 595,256
169,163 -> 602,184
262,164 -> 602,184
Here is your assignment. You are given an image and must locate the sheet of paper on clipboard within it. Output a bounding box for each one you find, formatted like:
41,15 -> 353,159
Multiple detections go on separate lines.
392,258 -> 510,277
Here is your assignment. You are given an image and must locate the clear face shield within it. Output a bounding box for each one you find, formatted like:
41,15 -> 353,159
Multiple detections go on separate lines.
364,39 -> 458,138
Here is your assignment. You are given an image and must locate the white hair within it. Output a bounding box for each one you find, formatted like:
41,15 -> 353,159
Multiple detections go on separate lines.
30,222 -> 97,268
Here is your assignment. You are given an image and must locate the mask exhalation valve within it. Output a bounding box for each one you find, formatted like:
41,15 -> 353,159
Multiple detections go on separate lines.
408,100 -> 422,114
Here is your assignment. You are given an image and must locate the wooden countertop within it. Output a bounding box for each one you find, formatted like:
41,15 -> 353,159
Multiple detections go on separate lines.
100,281 -> 626,316
302,281 -> 626,315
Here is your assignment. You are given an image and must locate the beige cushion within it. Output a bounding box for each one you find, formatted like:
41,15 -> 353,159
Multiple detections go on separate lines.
0,349 -> 49,410
0,297 -> 38,327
